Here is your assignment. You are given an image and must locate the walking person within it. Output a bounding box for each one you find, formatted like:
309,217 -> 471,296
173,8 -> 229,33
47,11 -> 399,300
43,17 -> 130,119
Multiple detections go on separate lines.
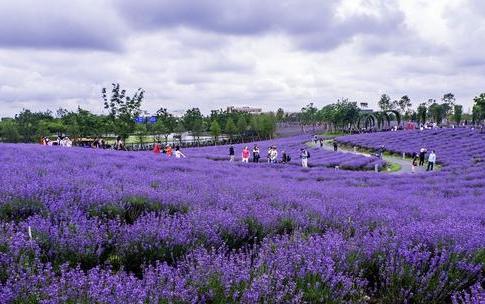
267,147 -> 272,163
418,148 -> 426,166
377,145 -> 385,159
300,148 -> 310,168
333,141 -> 338,152
252,145 -> 260,163
319,138 -> 324,148
175,146 -> 186,158
229,146 -> 235,162
411,152 -> 418,173
242,146 -> 250,163
427,150 -> 436,171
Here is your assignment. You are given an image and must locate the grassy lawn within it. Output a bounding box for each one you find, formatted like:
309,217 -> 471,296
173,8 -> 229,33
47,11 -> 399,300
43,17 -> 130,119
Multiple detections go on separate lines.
385,162 -> 401,173
101,135 -> 157,145
125,135 -> 156,144
318,131 -> 347,137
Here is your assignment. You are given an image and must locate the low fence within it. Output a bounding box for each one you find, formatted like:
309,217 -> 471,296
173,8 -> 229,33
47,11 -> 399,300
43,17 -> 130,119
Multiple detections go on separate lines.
73,135 -> 276,151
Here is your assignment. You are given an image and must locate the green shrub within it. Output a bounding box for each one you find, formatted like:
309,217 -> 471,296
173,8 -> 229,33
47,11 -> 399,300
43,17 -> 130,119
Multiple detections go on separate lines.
0,199 -> 47,222
88,197 -> 189,224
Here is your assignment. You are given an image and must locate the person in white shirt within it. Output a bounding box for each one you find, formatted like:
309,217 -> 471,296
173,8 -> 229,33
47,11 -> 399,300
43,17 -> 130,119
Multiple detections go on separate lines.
175,146 -> 186,158
427,150 -> 436,171
270,146 -> 278,163
65,137 -> 72,147
300,148 -> 310,168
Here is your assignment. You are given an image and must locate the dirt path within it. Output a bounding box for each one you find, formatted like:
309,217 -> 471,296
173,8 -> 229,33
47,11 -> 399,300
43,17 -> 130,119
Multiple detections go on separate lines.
310,141 -> 426,174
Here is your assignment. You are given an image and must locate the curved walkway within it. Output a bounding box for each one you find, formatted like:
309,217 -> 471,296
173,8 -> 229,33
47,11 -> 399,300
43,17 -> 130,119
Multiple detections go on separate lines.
309,140 -> 425,175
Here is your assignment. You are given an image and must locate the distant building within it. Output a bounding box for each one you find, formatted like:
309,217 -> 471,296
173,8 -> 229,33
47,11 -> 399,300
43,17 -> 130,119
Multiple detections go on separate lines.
359,102 -> 373,113
227,106 -> 262,114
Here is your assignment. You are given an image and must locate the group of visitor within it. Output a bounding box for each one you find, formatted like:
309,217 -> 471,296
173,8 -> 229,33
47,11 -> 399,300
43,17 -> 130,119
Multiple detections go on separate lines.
411,148 -> 437,172
233,145 -> 280,164
91,137 -> 106,149
229,145 -> 311,167
267,146 -> 278,163
313,135 -> 325,148
153,144 -> 186,158
114,136 -> 125,150
41,136 -> 72,147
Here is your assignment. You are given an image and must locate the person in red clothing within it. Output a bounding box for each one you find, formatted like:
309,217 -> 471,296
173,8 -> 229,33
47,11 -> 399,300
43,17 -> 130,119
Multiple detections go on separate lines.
165,145 -> 173,157
242,146 -> 250,163
153,143 -> 160,154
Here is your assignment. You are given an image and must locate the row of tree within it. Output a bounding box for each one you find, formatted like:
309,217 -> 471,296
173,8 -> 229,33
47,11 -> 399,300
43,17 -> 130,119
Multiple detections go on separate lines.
3,85 -> 485,143
0,84 -> 279,144
299,92 -> 485,131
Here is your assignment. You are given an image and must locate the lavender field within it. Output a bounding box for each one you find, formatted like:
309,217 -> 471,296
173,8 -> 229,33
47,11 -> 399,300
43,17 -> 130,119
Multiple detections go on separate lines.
0,129 -> 484,303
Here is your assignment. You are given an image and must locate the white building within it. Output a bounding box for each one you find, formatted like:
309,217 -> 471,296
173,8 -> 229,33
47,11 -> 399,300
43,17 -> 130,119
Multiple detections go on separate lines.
227,106 -> 262,114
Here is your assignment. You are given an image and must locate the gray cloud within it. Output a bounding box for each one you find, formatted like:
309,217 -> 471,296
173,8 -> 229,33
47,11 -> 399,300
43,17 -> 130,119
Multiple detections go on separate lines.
0,0 -> 126,51
0,0 -> 485,117
116,0 -> 406,51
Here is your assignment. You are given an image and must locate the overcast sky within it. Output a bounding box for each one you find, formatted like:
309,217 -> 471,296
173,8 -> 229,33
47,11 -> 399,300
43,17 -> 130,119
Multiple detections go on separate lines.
1,0 -> 484,117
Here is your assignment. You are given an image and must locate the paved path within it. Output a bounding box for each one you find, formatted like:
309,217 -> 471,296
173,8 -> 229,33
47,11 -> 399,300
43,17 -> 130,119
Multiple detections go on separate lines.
309,140 -> 426,175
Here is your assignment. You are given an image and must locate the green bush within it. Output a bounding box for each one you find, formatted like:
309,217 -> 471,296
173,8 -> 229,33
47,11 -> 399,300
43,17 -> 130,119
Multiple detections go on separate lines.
88,197 -> 189,224
0,199 -> 47,222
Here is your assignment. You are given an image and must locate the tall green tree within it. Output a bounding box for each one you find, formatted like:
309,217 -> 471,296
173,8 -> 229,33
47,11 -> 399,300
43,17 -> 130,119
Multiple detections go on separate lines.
300,103 -> 318,131
134,124 -> 148,146
334,99 -> 360,129
224,118 -> 237,142
417,103 -> 427,125
154,108 -> 176,144
472,93 -> 485,124
192,119 -> 205,143
442,93 -> 456,116
398,95 -> 412,118
256,113 -> 277,139
182,108 -> 205,142
250,116 -> 260,137
0,119 -> 21,143
173,120 -> 185,145
209,120 -> 221,144
236,116 -> 248,135
276,108 -> 285,122
102,83 -> 144,140
378,94 -> 393,111
14,109 -> 53,142
318,104 -> 337,131
428,102 -> 445,124
453,105 -> 463,125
